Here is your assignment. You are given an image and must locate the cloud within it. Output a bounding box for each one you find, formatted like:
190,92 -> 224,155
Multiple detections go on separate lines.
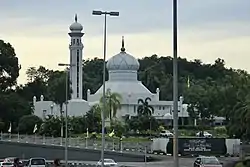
0,0 -> 249,84
2,20 -> 247,85
1,0 -> 249,36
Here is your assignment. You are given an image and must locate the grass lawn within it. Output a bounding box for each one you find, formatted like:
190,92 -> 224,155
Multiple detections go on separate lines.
73,133 -> 151,142
178,129 -> 228,138
235,162 -> 244,167
71,128 -> 228,142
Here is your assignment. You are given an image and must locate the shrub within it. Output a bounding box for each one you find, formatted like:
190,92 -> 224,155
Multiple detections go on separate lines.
214,126 -> 227,135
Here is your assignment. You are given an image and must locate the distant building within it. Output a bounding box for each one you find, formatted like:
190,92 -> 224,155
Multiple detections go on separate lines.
87,37 -> 189,124
33,15 -> 90,118
33,15 -> 189,125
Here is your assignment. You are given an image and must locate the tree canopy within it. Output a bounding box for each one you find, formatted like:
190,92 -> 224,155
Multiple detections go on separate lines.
1,39 -> 250,139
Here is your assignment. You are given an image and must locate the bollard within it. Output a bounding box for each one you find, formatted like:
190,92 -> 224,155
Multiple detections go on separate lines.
43,135 -> 45,144
112,139 -> 115,151
85,137 -> 88,148
17,133 -> 20,142
120,138 -> 123,153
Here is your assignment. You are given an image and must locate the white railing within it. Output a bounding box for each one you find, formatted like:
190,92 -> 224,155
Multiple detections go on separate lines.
0,133 -> 152,153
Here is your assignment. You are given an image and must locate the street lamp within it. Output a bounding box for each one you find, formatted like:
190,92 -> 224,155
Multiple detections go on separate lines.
180,96 -> 184,126
58,63 -> 75,167
172,1 -> 179,167
92,10 -> 119,167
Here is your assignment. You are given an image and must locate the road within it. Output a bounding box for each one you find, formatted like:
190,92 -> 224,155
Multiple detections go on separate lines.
83,157 -> 239,167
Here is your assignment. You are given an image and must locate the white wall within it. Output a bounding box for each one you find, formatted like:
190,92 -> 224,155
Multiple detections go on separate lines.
34,99 -> 90,118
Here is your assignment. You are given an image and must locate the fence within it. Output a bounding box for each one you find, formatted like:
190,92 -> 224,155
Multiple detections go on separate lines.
0,133 -> 152,153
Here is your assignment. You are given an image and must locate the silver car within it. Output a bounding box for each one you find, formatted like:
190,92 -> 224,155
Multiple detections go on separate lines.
96,159 -> 118,167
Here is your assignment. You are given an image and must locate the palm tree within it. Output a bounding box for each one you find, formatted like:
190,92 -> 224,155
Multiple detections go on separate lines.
86,104 -> 102,132
100,89 -> 122,122
137,97 -> 154,116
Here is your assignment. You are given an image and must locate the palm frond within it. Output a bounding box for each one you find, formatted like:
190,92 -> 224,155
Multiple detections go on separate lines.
145,97 -> 151,103
138,98 -> 144,104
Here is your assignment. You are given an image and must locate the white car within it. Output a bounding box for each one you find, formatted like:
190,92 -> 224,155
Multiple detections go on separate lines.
26,158 -> 46,167
194,156 -> 222,167
3,157 -> 22,165
196,131 -> 212,138
3,157 -> 17,163
0,162 -> 13,167
160,130 -> 173,137
96,159 -> 118,167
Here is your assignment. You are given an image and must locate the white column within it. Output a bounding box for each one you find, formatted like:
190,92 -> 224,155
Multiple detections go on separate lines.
87,89 -> 91,100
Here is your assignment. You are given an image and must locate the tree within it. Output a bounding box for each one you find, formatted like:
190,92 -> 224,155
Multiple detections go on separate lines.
3,52 -> 250,139
100,89 -> 122,122
0,92 -> 33,132
26,67 -> 37,83
18,115 -> 43,134
39,115 -> 62,137
16,78 -> 48,102
26,66 -> 52,83
82,58 -> 104,99
110,120 -> 126,138
85,104 -> 102,133
68,116 -> 86,134
137,97 -> 154,116
0,40 -> 20,91
126,115 -> 159,132
47,71 -> 71,116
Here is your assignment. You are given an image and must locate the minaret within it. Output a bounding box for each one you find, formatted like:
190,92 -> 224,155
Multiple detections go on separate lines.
68,14 -> 84,99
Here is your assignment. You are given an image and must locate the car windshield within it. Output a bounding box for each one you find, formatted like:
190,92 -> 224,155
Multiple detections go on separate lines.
161,130 -> 170,133
202,157 -> 220,165
30,159 -> 45,165
103,159 -> 115,163
5,158 -> 16,162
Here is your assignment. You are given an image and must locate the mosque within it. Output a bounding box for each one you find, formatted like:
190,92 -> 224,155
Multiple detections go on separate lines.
33,16 -> 189,125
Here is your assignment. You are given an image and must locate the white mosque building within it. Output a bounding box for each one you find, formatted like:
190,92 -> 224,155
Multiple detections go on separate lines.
33,16 -> 189,124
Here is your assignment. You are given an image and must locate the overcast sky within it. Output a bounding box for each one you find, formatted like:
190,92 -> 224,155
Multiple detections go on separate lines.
0,0 -> 249,84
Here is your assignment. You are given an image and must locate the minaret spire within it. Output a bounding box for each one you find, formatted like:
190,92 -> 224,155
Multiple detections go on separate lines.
75,14 -> 78,22
121,36 -> 125,52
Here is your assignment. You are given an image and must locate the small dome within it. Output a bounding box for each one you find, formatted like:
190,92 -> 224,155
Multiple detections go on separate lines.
69,14 -> 83,31
107,37 -> 140,71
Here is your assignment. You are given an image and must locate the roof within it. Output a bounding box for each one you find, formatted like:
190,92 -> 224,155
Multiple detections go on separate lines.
69,14 -> 83,31
106,37 -> 139,71
95,81 -> 153,95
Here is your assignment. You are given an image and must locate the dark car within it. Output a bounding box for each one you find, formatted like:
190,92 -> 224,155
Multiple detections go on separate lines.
194,156 -> 222,167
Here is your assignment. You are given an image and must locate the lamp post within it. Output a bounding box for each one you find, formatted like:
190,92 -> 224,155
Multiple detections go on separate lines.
179,96 -> 184,126
58,63 -> 75,167
92,10 -> 119,167
172,1 -> 179,167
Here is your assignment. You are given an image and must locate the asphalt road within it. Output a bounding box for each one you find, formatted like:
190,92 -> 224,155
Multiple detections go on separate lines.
83,157 -> 239,167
